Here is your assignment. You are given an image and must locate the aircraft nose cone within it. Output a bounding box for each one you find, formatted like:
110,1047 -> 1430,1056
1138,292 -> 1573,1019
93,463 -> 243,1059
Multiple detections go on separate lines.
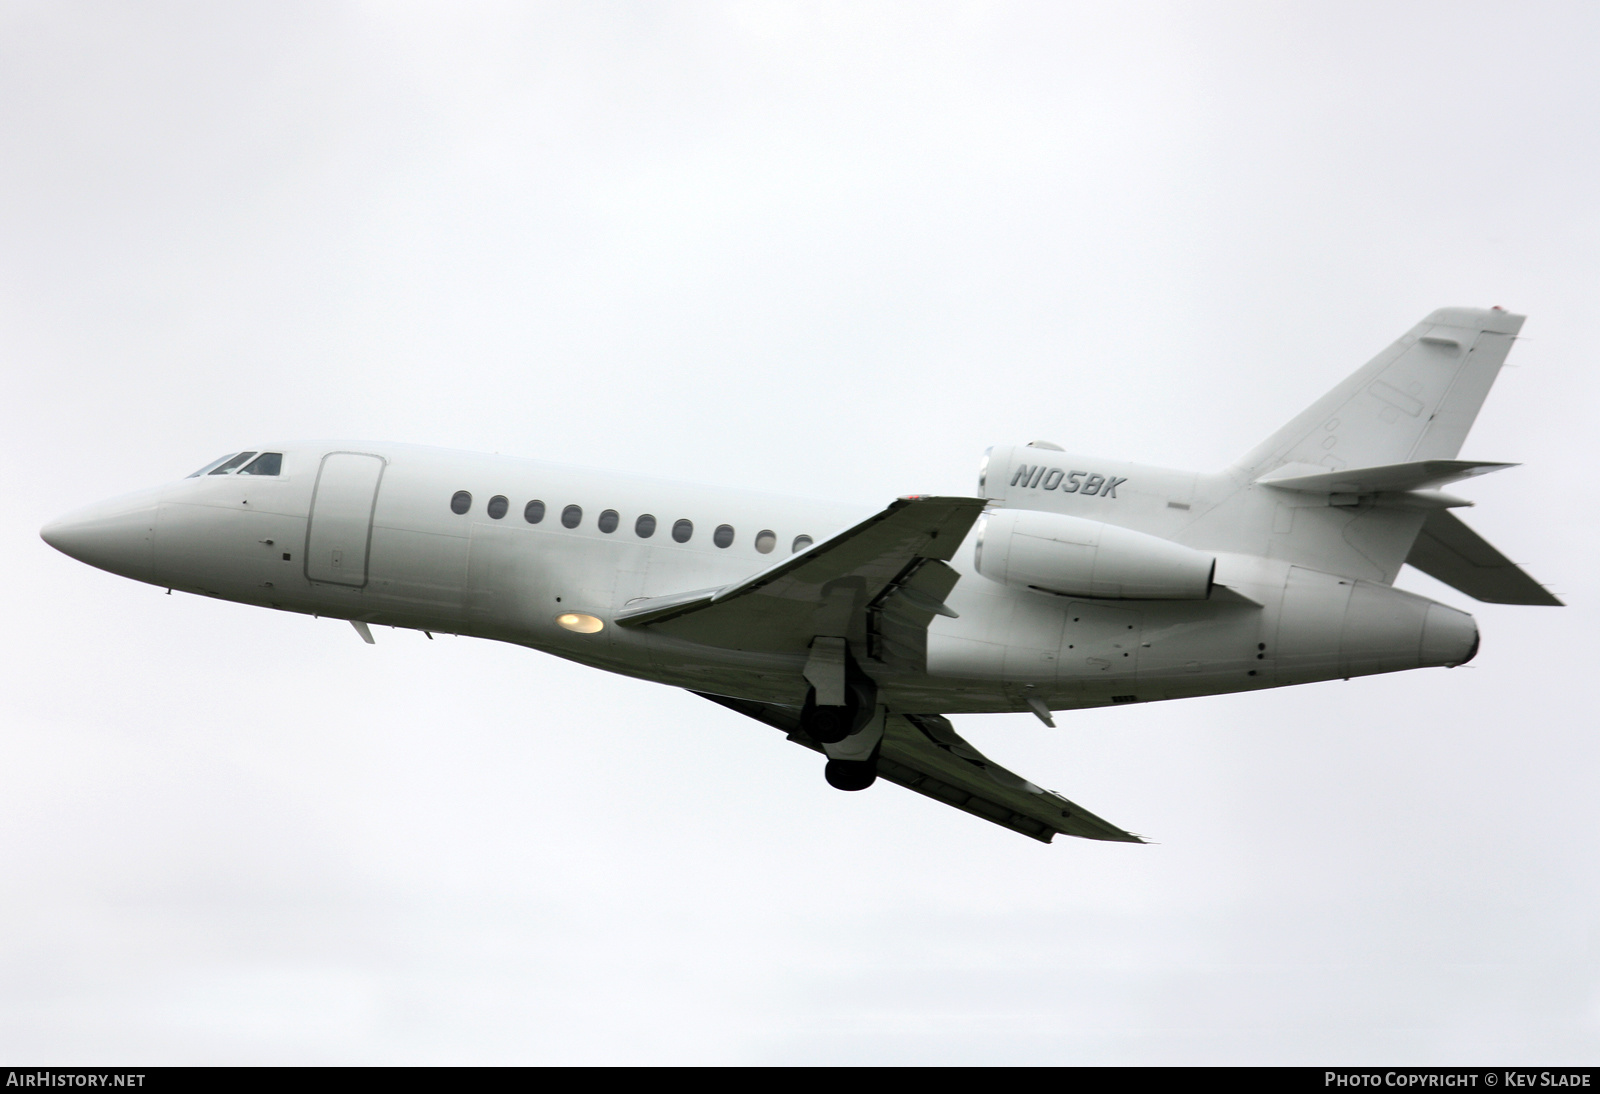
41,491 -> 162,583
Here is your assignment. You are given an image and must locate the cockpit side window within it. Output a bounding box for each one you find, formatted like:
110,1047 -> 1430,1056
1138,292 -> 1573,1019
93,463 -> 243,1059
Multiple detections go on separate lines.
237,453 -> 282,476
208,452 -> 258,476
186,453 -> 239,478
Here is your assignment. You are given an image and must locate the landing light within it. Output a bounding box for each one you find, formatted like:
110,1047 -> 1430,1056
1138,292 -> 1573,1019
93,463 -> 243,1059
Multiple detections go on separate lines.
556,612 -> 604,634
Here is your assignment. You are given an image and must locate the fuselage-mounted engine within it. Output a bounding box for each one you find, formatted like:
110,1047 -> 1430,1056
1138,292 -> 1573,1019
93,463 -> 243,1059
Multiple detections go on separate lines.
973,508 -> 1215,600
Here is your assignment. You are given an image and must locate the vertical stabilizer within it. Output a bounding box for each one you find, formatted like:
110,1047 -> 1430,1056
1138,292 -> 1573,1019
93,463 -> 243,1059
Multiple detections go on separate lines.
1234,308 -> 1524,478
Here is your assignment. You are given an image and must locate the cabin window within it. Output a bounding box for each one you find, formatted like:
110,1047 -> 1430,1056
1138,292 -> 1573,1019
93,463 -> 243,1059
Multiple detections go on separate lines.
713,524 -> 735,548
487,495 -> 509,520
525,500 -> 545,524
792,534 -> 814,553
562,504 -> 583,529
598,509 -> 619,533
450,491 -> 472,515
754,530 -> 776,554
237,453 -> 282,476
208,452 -> 257,476
635,514 -> 656,538
672,519 -> 693,543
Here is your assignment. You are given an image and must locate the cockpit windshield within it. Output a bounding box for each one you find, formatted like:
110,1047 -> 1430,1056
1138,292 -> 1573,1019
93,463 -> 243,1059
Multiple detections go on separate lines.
207,452 -> 258,476
185,451 -> 283,478
187,453 -> 239,478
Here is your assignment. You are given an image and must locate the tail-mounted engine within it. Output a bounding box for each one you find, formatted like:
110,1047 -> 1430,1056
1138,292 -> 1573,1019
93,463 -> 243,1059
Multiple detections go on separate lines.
974,508 -> 1215,600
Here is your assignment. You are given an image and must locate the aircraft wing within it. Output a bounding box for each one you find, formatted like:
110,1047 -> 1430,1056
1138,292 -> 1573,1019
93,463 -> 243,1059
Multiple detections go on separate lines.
698,693 -> 1145,844
615,495 -> 987,653
1405,509 -> 1563,606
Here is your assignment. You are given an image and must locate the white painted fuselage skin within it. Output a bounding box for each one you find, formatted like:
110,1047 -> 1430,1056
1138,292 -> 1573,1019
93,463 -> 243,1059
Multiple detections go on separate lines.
40,440 -> 1479,719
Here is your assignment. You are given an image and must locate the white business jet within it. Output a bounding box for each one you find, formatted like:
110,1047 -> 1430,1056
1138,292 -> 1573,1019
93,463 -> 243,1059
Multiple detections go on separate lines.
41,307 -> 1560,843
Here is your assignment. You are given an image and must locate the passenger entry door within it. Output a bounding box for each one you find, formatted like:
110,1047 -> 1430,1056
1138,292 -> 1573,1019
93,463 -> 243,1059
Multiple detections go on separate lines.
305,452 -> 385,587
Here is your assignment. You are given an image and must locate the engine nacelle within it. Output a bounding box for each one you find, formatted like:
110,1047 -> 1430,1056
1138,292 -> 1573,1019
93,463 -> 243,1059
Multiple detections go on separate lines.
974,508 -> 1215,600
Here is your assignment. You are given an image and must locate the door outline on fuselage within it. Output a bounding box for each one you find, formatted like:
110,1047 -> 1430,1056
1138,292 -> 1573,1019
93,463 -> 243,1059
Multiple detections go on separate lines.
304,451 -> 387,588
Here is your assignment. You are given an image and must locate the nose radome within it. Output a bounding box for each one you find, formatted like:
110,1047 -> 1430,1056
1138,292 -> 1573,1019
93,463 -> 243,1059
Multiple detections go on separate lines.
41,489 -> 163,584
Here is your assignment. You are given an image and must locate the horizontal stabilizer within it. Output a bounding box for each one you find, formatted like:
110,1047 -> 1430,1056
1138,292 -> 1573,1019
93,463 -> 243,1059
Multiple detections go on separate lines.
1257,459 -> 1516,495
698,693 -> 1144,844
1405,510 -> 1562,606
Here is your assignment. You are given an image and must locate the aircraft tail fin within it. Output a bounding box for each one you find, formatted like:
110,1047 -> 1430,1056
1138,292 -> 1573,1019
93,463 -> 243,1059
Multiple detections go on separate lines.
1234,307 -> 1525,478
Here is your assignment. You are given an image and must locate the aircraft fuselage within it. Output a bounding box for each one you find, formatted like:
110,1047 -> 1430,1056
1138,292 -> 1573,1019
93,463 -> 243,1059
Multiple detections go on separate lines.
42,440 -> 1478,718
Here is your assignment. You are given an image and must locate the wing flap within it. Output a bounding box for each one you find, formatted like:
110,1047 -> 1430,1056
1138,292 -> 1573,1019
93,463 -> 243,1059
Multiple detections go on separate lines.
1405,510 -> 1562,606
697,693 -> 1144,844
866,558 -> 961,669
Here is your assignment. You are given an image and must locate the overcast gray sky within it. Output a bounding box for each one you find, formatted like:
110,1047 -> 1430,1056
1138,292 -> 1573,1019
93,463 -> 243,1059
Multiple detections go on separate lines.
3,0 -> 1597,1064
